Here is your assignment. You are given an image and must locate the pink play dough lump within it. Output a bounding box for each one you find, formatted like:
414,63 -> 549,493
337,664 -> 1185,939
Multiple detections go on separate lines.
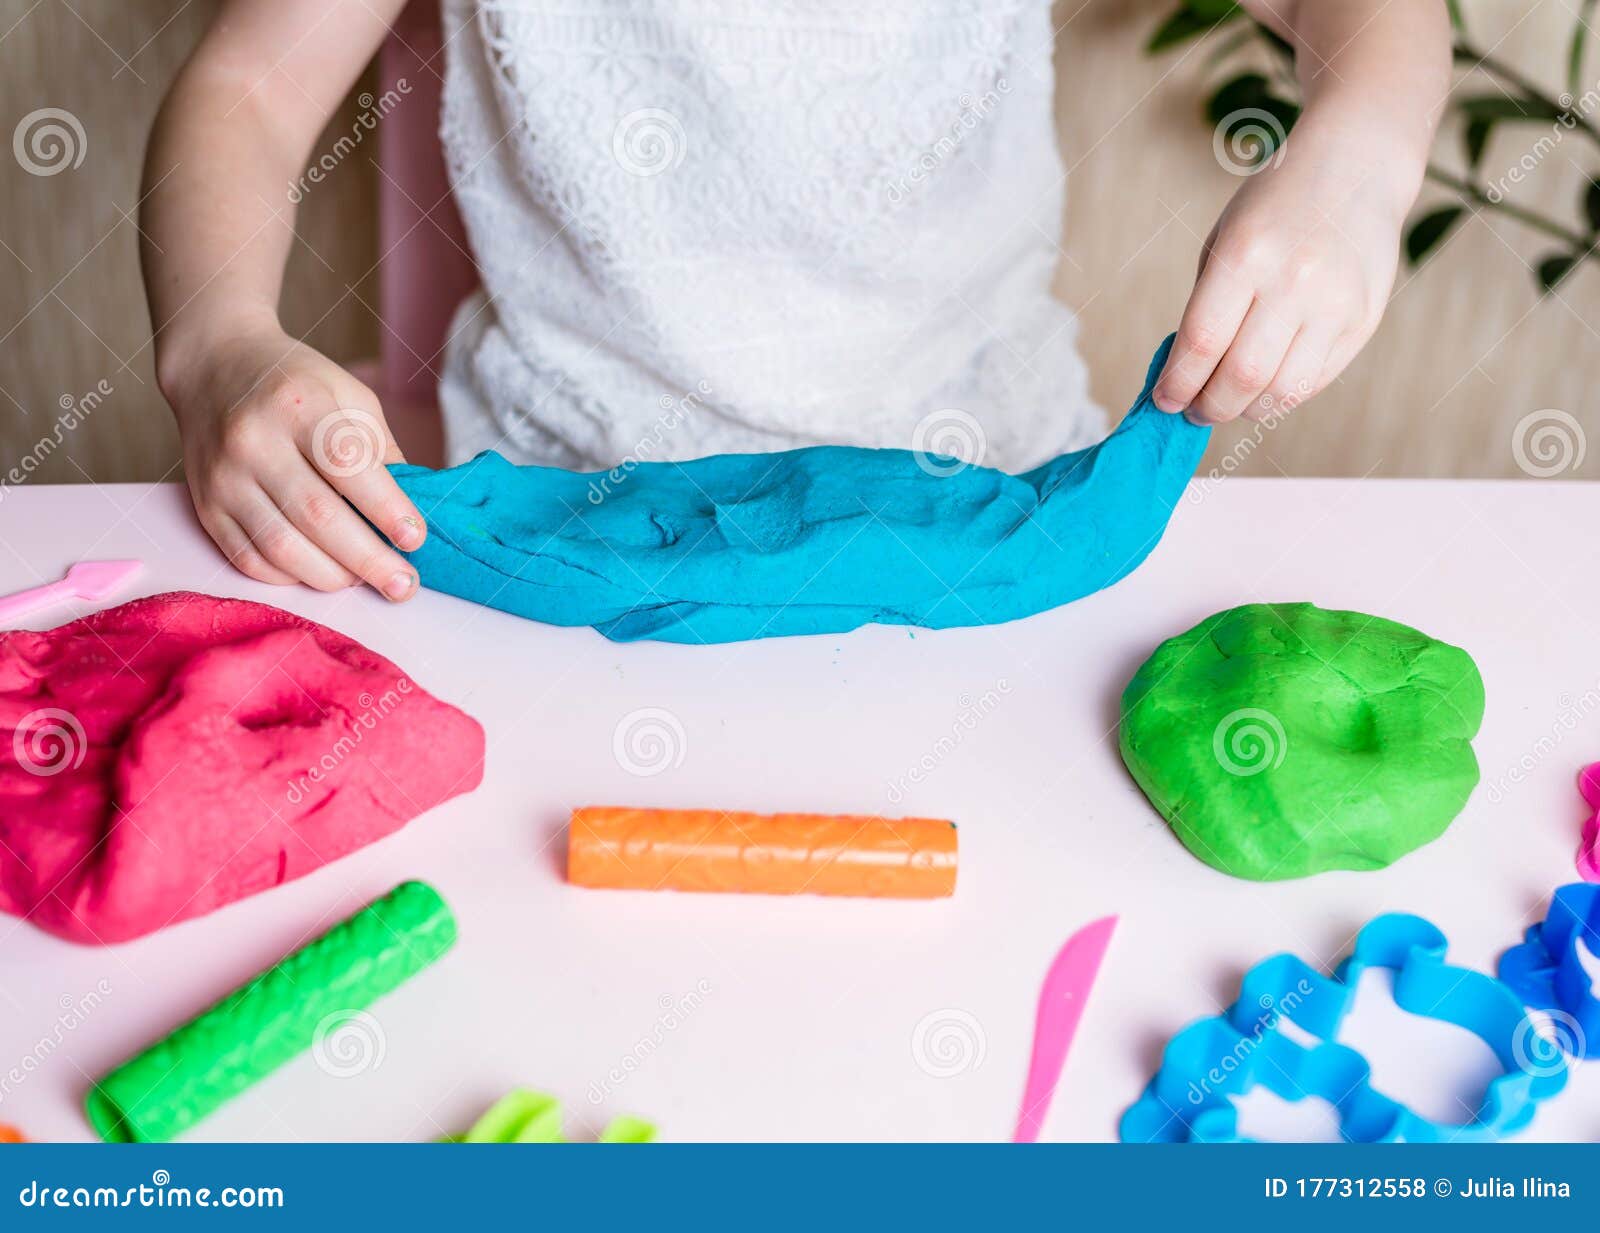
0,592 -> 484,944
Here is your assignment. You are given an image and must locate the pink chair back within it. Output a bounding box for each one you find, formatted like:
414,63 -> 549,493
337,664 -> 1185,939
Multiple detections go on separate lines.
366,1 -> 478,466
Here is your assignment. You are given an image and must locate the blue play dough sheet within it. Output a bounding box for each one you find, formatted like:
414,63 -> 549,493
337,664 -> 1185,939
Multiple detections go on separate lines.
391,337 -> 1210,644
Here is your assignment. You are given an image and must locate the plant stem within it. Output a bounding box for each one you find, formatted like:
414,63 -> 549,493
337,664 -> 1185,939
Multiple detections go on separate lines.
1425,164 -> 1592,249
1455,40 -> 1600,147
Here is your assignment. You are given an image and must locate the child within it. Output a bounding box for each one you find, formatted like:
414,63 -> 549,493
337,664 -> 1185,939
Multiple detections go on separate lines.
141,0 -> 1448,601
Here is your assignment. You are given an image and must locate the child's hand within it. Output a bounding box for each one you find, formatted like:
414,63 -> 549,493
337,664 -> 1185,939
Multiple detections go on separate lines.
165,325 -> 426,599
1150,0 -> 1448,427
1151,132 -> 1403,426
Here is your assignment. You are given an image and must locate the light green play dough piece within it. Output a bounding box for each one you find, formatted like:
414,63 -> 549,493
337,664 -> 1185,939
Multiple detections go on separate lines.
1118,602 -> 1485,881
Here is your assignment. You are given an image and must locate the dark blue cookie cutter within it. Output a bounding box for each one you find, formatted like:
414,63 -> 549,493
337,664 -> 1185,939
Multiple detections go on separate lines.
1499,883 -> 1600,1059
1121,913 -> 1568,1143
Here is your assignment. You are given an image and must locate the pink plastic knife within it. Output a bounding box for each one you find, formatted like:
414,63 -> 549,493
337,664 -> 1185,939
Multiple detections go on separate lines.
0,560 -> 143,626
1012,914 -> 1118,1143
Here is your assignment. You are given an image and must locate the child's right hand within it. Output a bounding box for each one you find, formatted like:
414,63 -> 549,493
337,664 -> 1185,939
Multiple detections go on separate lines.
163,324 -> 427,601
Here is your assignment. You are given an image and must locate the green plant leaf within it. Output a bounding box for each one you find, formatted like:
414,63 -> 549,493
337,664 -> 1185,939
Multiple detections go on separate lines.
1464,118 -> 1494,169
1570,0 -> 1598,98
1189,0 -> 1240,17
1586,177 -> 1600,232
1456,94 -> 1566,123
1446,0 -> 1467,34
1147,3 -> 1242,53
1205,73 -> 1300,162
1537,252 -> 1579,293
1405,207 -> 1466,265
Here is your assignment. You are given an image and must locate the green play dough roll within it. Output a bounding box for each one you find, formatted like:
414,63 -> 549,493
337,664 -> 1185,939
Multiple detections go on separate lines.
1119,603 -> 1485,881
87,880 -> 457,1143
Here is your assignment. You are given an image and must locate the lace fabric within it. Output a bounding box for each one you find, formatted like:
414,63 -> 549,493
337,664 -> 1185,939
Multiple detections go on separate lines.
438,0 -> 1104,472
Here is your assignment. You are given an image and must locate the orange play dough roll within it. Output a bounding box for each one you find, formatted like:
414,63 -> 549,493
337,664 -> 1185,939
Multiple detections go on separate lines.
0,1124 -> 25,1143
568,807 -> 957,898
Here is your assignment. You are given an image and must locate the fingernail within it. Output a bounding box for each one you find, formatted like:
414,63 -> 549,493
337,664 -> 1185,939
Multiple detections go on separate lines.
395,515 -> 424,550
384,572 -> 416,601
1152,388 -> 1180,412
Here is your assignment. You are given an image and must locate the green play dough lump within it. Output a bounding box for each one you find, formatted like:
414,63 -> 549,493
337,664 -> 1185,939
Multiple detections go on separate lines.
1118,602 -> 1485,881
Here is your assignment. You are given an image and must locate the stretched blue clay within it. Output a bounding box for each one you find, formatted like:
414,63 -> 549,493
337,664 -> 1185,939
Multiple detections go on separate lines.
391,338 -> 1208,644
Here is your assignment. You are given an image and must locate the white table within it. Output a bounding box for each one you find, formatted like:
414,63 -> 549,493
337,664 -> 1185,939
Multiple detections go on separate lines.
2,477 -> 1598,1143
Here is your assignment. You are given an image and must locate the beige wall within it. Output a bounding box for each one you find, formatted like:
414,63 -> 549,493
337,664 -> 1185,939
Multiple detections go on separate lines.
1,0 -> 1595,483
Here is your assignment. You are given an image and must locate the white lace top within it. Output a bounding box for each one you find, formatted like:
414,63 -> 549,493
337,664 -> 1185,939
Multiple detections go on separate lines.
437,0 -> 1103,473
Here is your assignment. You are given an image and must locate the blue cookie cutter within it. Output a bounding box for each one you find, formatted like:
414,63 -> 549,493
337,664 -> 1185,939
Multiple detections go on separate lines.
1498,883 -> 1600,1059
1121,913 -> 1568,1143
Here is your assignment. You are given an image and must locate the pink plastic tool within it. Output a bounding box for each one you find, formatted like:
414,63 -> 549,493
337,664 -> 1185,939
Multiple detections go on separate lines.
1575,763 -> 1600,882
1011,915 -> 1118,1144
0,560 -> 143,625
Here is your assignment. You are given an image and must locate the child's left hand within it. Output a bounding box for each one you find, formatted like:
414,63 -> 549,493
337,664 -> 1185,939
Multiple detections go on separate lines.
1151,128 -> 1405,426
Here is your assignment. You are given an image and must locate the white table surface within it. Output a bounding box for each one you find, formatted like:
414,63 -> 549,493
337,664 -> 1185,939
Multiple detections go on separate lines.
1,476 -> 1598,1144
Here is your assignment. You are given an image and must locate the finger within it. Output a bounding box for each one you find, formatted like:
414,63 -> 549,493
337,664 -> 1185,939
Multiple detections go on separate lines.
235,488 -> 361,593
199,508 -> 297,585
1248,323 -> 1338,422
1187,301 -> 1298,426
1153,266 -> 1255,413
300,408 -> 426,552
262,466 -> 420,603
